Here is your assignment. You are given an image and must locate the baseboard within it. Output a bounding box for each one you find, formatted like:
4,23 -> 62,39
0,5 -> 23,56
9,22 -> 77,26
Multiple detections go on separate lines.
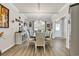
54,37 -> 66,40
1,44 -> 15,53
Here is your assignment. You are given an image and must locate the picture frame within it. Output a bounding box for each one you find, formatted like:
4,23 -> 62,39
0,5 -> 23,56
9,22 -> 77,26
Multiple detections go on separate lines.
46,24 -> 52,31
0,4 -> 9,28
47,24 -> 50,27
29,22 -> 32,27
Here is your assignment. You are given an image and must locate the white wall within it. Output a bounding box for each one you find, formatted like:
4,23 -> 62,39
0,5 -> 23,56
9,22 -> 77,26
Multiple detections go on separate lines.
52,4 -> 70,49
53,4 -> 70,21
0,4 -> 25,53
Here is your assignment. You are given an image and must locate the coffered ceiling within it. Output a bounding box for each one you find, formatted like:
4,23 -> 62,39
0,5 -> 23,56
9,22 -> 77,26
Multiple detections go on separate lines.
13,3 -> 66,21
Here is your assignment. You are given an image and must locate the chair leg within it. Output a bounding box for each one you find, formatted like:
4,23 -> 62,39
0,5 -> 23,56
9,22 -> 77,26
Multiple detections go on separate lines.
44,46 -> 45,54
27,41 -> 29,49
0,51 -> 1,56
35,46 -> 37,54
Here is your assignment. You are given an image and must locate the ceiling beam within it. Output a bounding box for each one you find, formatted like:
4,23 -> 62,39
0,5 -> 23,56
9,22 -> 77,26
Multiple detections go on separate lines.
19,12 -> 59,14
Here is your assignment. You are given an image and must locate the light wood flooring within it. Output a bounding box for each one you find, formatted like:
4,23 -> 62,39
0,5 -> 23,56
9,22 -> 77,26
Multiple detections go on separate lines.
2,39 -> 69,56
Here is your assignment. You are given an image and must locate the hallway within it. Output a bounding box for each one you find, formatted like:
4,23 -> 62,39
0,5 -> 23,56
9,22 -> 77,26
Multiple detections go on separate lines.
2,39 -> 69,56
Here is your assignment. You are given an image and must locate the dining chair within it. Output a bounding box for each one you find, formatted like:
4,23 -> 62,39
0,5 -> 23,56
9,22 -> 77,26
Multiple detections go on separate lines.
45,31 -> 53,48
35,32 -> 45,54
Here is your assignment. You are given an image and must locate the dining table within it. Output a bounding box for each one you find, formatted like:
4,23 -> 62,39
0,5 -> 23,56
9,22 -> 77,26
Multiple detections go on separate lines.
30,35 -> 51,45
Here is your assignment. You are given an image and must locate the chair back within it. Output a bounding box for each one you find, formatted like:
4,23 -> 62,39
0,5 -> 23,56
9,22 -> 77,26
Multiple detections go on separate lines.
36,32 -> 45,46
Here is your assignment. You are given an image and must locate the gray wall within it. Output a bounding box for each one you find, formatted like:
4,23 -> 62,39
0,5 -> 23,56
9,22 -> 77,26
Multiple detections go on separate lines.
70,4 -> 79,56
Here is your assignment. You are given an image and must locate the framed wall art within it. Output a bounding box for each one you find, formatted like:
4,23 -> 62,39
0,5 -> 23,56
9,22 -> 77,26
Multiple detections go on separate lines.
0,4 -> 9,28
29,22 -> 32,27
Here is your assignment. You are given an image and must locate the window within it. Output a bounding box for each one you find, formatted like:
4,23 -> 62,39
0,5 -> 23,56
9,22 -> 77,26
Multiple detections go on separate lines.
55,23 -> 60,31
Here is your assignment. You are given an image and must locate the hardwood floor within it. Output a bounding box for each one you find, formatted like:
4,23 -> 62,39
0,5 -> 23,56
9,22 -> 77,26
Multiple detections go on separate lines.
2,39 -> 69,56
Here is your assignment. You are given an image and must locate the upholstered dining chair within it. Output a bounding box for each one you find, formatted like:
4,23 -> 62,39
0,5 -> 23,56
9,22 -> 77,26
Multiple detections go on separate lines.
45,31 -> 53,48
35,32 -> 45,54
